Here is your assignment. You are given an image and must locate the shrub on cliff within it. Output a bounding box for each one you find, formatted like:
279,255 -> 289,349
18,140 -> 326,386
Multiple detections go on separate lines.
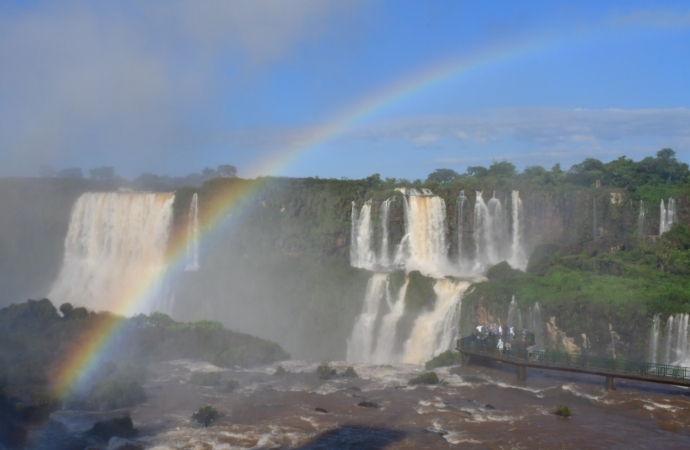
193,405 -> 219,427
425,350 -> 462,370
486,261 -> 526,280
316,362 -> 336,380
409,372 -> 439,385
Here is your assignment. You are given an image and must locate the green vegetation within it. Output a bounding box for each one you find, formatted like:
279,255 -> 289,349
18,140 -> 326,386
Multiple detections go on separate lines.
190,371 -> 222,386
0,299 -> 288,424
408,372 -> 440,386
316,362 -> 336,380
554,405 -> 572,418
341,366 -> 358,378
425,350 -> 463,370
192,405 -> 219,427
274,365 -> 288,376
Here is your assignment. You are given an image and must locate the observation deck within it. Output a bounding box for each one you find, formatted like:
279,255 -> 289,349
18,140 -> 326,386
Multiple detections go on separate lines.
457,336 -> 690,390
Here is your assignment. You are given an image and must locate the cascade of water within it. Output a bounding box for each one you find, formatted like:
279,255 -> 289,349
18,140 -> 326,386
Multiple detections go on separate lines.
664,315 -> 674,364
649,314 -> 660,364
507,295 -> 519,328
404,190 -> 448,275
379,197 -> 393,268
473,191 -> 513,270
637,200 -> 646,236
456,191 -> 468,261
346,273 -> 389,362
185,193 -> 200,271
509,191 -> 527,270
350,200 -> 376,269
49,192 -> 175,313
402,279 -> 471,364
372,278 -> 410,363
660,198 -> 677,236
669,198 -> 677,228
531,302 -> 544,349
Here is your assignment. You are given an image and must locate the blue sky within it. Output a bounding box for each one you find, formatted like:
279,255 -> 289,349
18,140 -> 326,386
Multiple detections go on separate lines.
1,0 -> 689,180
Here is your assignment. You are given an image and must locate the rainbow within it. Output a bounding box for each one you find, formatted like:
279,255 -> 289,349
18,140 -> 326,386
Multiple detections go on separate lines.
52,37 -> 554,397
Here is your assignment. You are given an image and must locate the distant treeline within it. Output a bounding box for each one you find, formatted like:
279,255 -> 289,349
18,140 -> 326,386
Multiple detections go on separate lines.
37,163 -> 238,191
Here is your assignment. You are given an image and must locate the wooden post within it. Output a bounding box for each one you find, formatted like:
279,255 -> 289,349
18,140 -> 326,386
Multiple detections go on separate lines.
517,365 -> 526,381
605,376 -> 616,390
462,353 -> 471,367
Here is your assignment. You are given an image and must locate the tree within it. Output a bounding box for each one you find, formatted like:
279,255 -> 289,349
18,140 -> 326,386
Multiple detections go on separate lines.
89,166 -> 115,181
466,166 -> 488,177
488,160 -> 517,178
202,167 -> 219,179
55,168 -> 84,179
217,165 -> 237,178
59,303 -> 74,320
426,168 -> 460,184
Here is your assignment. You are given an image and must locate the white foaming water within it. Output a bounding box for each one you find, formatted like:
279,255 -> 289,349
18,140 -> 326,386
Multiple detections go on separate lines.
401,190 -> 449,276
378,197 -> 394,268
456,190 -> 468,261
49,192 -> 174,314
659,198 -> 677,236
473,191 -> 513,271
348,189 -> 531,365
185,193 -> 200,271
649,314 -> 661,364
648,313 -> 690,366
346,273 -> 389,362
350,200 -> 377,269
402,280 -> 471,364
509,191 -> 527,270
372,278 -> 410,363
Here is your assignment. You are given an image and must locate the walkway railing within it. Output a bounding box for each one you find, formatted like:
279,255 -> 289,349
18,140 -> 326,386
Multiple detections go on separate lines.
458,338 -> 690,381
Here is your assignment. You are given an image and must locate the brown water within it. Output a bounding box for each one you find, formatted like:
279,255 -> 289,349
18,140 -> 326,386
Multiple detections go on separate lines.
37,359 -> 690,449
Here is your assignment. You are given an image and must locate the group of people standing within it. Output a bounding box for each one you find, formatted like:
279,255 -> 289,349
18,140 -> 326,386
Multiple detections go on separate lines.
469,323 -> 527,354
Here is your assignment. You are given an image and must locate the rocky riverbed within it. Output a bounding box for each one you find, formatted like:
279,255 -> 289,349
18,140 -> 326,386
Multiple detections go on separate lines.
26,359 -> 690,449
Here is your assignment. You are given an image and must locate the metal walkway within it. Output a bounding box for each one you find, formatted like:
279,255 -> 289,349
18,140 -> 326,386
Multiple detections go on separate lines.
457,338 -> 690,390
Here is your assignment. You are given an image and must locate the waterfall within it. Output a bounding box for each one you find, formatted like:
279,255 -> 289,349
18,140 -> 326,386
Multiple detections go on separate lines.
379,197 -> 393,268
664,315 -> 674,365
402,280 -> 471,364
473,191 -> 512,270
656,314 -> 690,365
402,190 -> 448,276
350,200 -> 376,269
507,295 -> 520,328
185,193 -> 200,271
530,302 -> 544,349
637,200 -> 646,236
372,278 -> 410,363
456,191 -> 468,261
48,192 -> 174,314
509,191 -> 527,270
660,198 -> 677,236
346,273 -> 389,362
649,314 -> 661,364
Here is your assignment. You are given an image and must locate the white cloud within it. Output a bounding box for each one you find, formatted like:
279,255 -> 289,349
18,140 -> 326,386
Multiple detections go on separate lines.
0,0 -> 359,176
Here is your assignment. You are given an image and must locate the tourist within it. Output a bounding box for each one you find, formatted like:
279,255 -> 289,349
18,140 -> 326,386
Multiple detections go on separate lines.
497,338 -> 504,354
